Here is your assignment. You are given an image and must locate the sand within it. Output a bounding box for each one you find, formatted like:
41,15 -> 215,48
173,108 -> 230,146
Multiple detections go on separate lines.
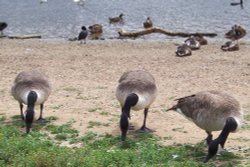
0,39 -> 249,151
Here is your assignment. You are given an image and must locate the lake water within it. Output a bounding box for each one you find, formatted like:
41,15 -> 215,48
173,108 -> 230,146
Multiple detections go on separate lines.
0,0 -> 249,42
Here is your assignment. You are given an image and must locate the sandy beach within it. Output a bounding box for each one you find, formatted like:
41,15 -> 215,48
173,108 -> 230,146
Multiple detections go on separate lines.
0,39 -> 249,152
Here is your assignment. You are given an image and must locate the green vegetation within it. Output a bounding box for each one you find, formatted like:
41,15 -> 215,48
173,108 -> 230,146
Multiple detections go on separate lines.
245,114 -> 250,122
87,121 -> 110,128
0,116 -> 248,167
87,107 -> 102,113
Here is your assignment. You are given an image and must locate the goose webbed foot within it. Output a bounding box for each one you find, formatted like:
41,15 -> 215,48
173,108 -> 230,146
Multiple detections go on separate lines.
138,126 -> 156,133
36,117 -> 48,123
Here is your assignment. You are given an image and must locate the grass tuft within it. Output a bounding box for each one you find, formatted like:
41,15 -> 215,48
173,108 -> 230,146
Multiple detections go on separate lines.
0,123 -> 246,167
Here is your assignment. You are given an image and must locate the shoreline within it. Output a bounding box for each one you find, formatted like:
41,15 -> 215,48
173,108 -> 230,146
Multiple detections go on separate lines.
2,35 -> 250,45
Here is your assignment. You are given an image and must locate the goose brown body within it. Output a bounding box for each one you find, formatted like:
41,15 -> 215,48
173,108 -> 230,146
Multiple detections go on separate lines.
221,41 -> 239,51
175,44 -> 192,57
167,90 -> 244,162
116,70 -> 157,110
11,70 -> 51,105
171,91 -> 243,131
184,36 -> 201,50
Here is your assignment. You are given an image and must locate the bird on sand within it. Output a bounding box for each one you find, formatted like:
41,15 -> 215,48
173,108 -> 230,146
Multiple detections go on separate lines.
0,22 -> 7,35
116,70 -> 157,141
78,26 -> 88,44
11,70 -> 51,133
143,17 -> 153,29
166,91 -> 244,163
225,25 -> 246,42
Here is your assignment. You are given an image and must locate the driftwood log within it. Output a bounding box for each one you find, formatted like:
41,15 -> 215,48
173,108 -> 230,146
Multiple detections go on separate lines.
118,27 -> 217,38
8,34 -> 42,39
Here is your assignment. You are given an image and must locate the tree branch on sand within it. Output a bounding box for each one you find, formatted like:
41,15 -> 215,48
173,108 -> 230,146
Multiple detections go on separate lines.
118,27 -> 217,38
8,34 -> 42,39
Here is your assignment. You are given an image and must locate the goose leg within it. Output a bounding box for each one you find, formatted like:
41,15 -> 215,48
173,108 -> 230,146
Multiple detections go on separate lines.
19,103 -> 24,120
205,131 -> 213,145
37,104 -> 46,123
139,108 -> 155,132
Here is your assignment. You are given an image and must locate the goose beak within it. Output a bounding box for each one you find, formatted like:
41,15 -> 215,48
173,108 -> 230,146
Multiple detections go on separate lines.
165,106 -> 176,112
26,122 -> 32,133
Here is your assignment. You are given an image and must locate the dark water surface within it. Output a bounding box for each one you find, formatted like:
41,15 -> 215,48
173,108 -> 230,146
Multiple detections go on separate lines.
0,0 -> 249,42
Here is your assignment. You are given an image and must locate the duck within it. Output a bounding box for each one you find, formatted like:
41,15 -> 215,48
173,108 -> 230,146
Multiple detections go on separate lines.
11,70 -> 52,133
40,0 -> 47,4
193,34 -> 208,45
143,17 -> 153,29
73,0 -> 85,6
230,0 -> 243,6
88,24 -> 103,34
78,26 -> 88,44
0,22 -> 7,35
116,70 -> 157,141
221,41 -> 239,51
166,91 -> 244,163
109,13 -> 124,23
225,25 -> 246,41
175,44 -> 192,57
184,36 -> 201,50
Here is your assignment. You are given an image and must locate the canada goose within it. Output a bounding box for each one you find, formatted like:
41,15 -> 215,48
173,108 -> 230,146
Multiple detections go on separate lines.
0,22 -> 7,35
184,36 -> 201,50
109,13 -> 124,23
225,25 -> 246,41
116,70 -> 157,141
221,41 -> 239,51
143,17 -> 153,29
11,70 -> 51,133
88,24 -> 103,34
175,44 -> 192,57
193,34 -> 208,45
78,26 -> 88,44
166,91 -> 243,163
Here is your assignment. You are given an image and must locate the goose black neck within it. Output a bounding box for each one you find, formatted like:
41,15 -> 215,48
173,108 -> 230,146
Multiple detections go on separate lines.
120,112 -> 129,141
122,93 -> 139,115
25,91 -> 37,133
120,93 -> 138,141
217,117 -> 237,148
204,117 -> 237,163
27,91 -> 37,107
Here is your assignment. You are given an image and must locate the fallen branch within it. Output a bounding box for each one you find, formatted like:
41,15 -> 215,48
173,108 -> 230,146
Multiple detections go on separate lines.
0,35 -> 7,38
118,27 -> 217,38
8,34 -> 42,39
